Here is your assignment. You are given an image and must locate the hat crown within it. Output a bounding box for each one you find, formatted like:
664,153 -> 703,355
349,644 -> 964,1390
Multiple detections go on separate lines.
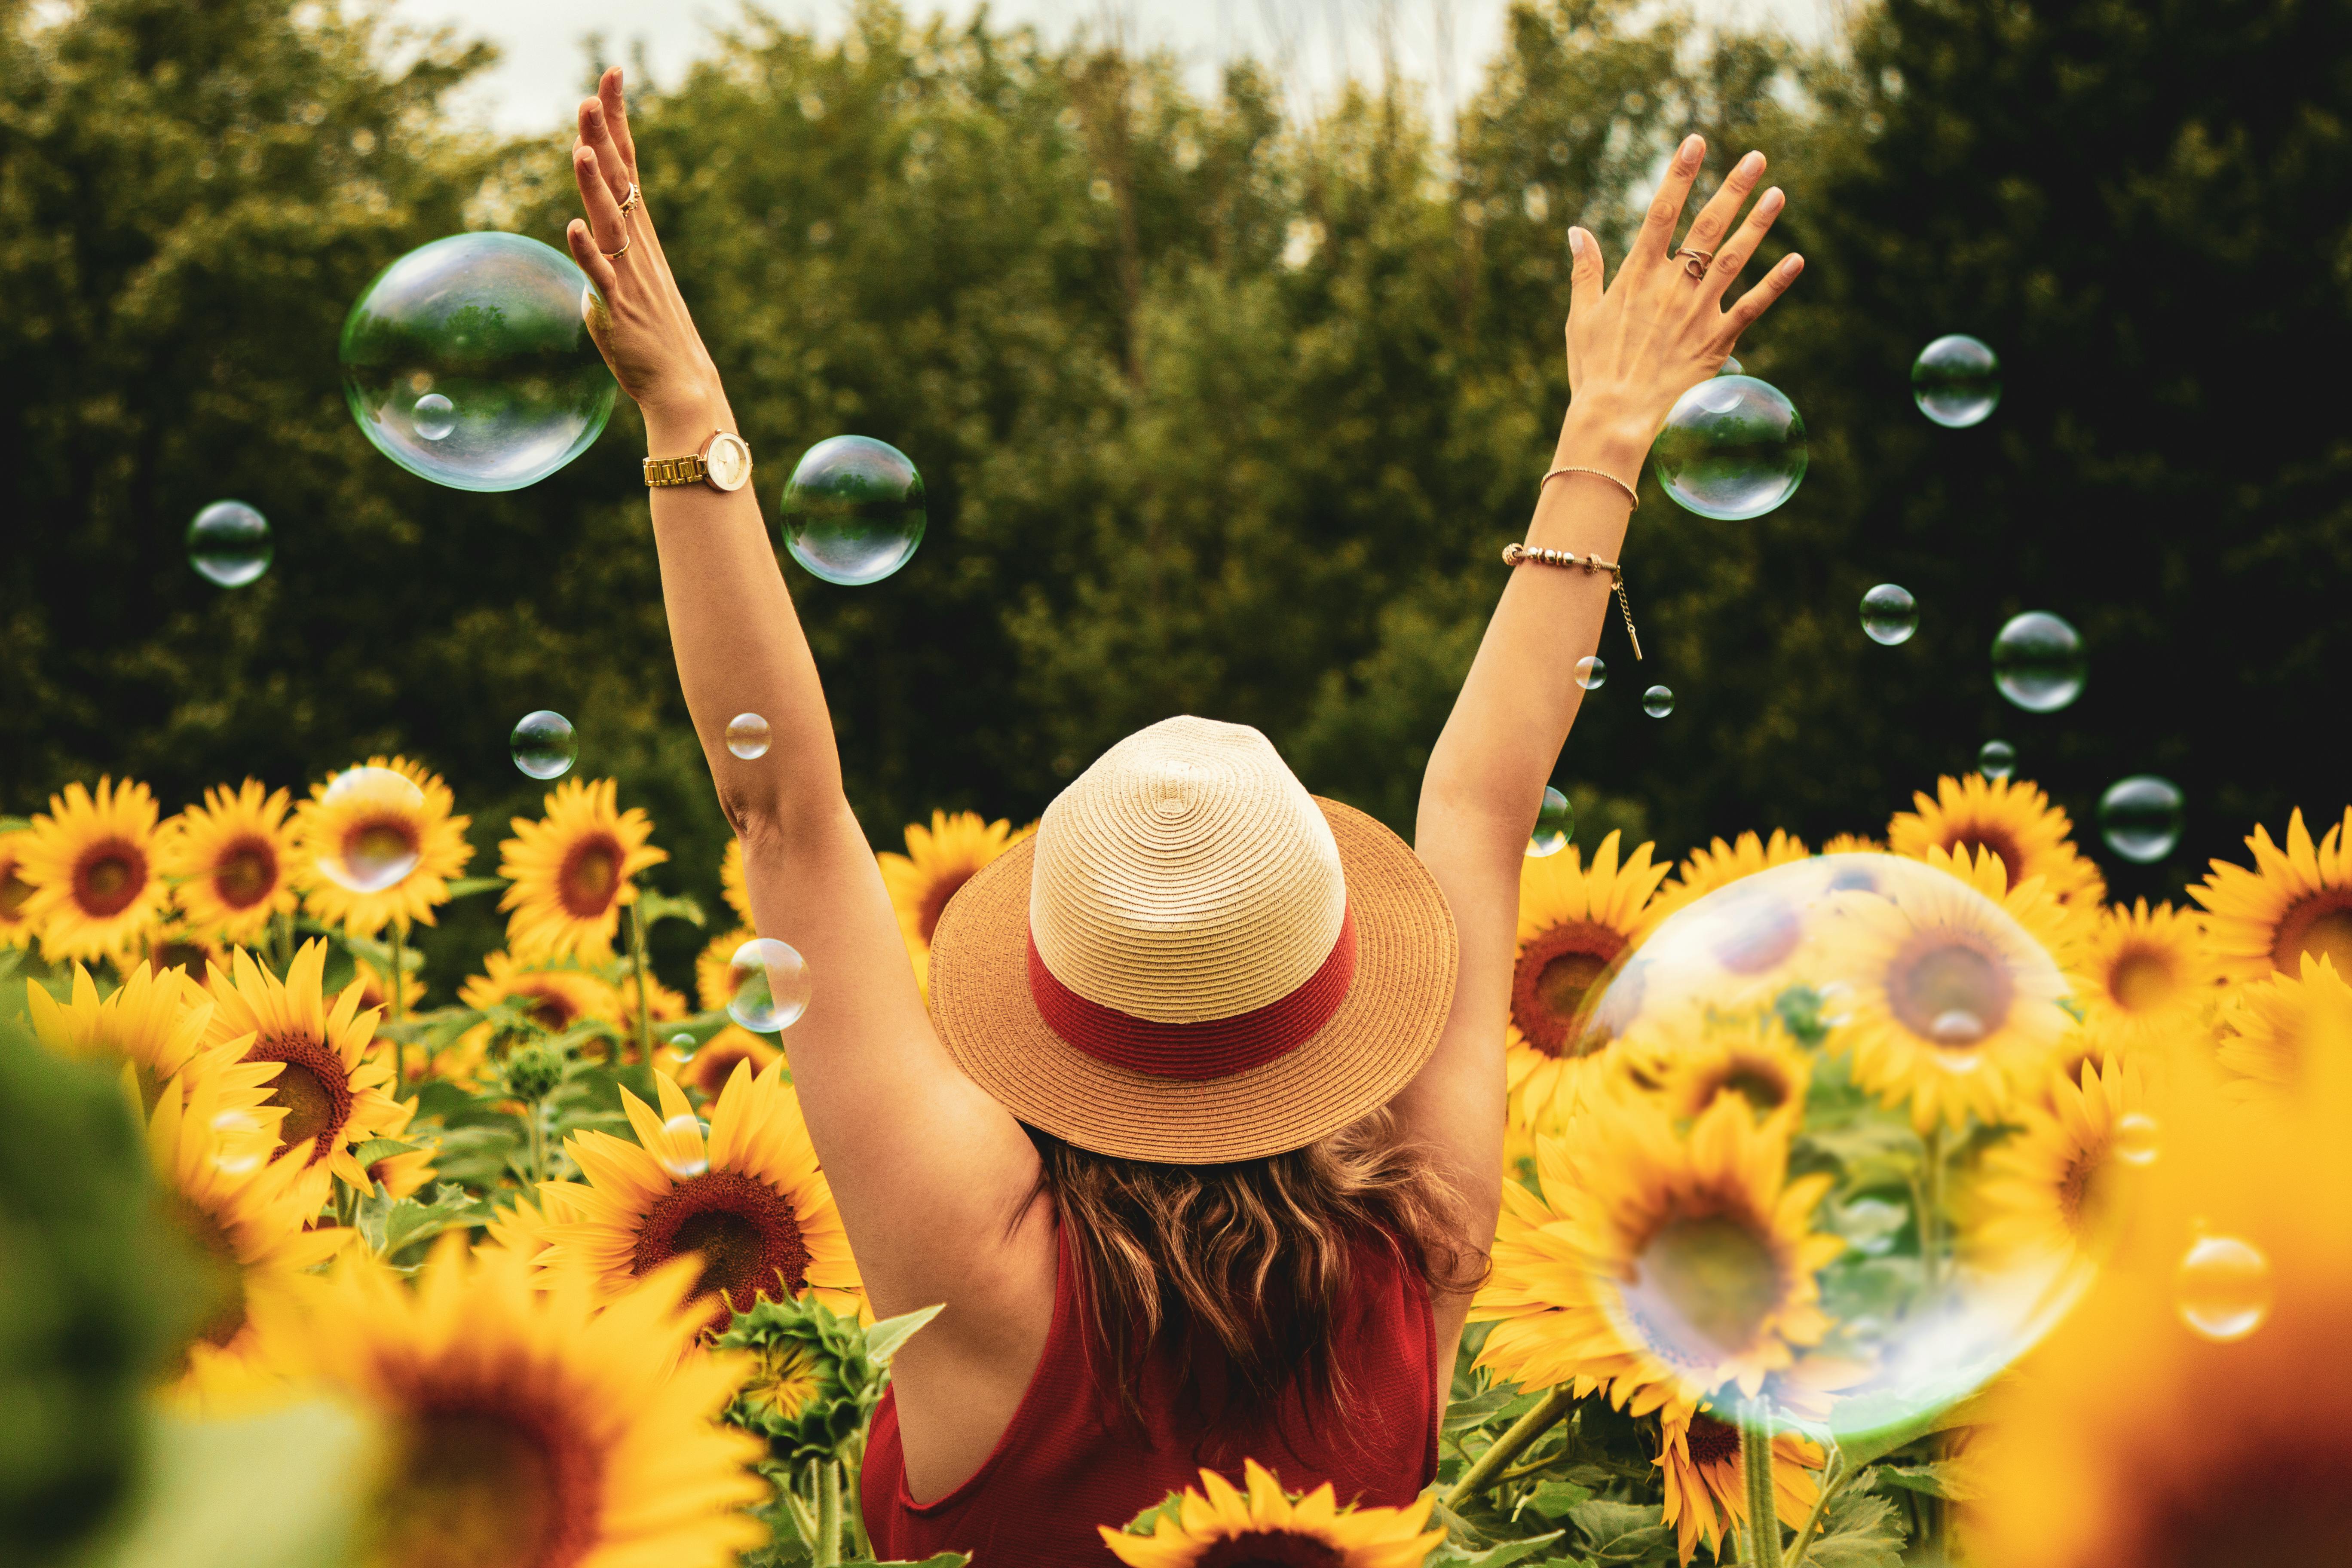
1029,717 -> 1347,1024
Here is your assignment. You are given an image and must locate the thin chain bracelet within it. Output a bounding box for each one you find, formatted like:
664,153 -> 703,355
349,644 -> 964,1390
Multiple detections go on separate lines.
1540,464 -> 1639,509
1502,542 -> 1644,660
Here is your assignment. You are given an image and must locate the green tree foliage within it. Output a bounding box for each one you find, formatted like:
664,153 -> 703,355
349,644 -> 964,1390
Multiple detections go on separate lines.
4,0 -> 2346,937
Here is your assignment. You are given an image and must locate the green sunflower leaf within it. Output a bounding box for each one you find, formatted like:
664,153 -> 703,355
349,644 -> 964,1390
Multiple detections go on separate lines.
1442,1382 -> 1525,1432
1868,1460 -> 1979,1502
865,1302 -> 946,1368
1801,1491 -> 1906,1568
441,876 -> 509,898
1517,1480 -> 1594,1522
1565,1501 -> 1672,1564
347,1137 -> 421,1169
1429,1529 -> 1565,1565
0,815 -> 30,832
1117,1490 -> 1189,1536
363,1181 -> 487,1259
634,889 -> 707,928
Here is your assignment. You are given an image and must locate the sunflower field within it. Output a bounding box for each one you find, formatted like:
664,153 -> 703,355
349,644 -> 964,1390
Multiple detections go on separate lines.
4,756 -> 2349,1566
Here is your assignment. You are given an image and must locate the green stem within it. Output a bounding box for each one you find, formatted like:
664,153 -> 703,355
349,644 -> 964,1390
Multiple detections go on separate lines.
813,1459 -> 843,1567
388,922 -> 408,1095
274,910 -> 294,975
1442,1385 -> 1578,1509
1780,1446 -> 1843,1568
844,1429 -> 873,1559
627,899 -> 655,1074
1740,1401 -> 1780,1568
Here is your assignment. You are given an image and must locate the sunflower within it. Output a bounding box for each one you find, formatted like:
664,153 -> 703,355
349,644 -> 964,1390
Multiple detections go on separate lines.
498,777 -> 668,962
157,779 -> 299,945
1820,845 -> 2075,1132
27,959 -> 279,1119
2214,951 -> 2352,1098
659,1026 -> 784,1100
1643,1011 -> 1813,1128
0,826 -> 37,945
1887,773 -> 2105,907
478,1187 -> 573,1266
1100,1458 -> 1443,1568
1506,830 -> 1674,1127
200,942 -> 405,1187
2192,805 -> 2352,983
148,1067 -> 347,1384
459,950 -> 622,1034
1974,1055 -> 2154,1270
878,811 -> 1034,992
351,955 -> 428,1015
1644,828 -> 1812,919
365,1093 -> 438,1201
695,925 -> 755,1011
2076,900 -> 2218,1051
233,1235 -> 768,1568
1820,833 -> 1883,855
1473,1093 -> 1844,1412
15,777 -> 169,962
139,907 -> 227,984
1657,1403 -> 1823,1566
540,1061 -> 863,1322
291,756 -> 474,937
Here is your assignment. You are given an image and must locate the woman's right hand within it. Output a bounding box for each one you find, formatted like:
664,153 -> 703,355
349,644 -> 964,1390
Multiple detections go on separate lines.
1559,133 -> 1804,449
564,67 -> 728,436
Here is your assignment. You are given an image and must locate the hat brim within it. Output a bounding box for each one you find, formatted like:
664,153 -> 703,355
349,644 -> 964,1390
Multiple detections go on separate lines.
927,797 -> 1459,1163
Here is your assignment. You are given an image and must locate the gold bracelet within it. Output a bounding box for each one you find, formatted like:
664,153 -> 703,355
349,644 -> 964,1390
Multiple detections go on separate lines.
1502,542 -> 1644,661
1540,464 -> 1639,509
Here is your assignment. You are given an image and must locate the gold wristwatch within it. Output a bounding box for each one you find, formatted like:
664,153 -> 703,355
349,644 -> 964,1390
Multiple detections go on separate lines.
644,431 -> 753,493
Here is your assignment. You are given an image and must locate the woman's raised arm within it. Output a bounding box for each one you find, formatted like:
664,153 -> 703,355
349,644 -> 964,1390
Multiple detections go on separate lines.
1396,135 -> 1804,1277
560,71 -> 1050,1374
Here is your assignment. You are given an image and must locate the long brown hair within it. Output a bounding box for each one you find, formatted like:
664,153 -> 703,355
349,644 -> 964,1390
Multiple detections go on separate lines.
1023,1110 -> 1487,1421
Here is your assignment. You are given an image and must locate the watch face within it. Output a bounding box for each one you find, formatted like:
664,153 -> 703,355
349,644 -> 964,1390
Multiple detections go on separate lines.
705,433 -> 753,492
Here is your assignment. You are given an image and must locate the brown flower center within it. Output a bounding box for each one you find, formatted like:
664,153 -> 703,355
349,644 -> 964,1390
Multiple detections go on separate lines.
2055,1143 -> 2117,1246
689,1043 -> 759,1096
0,861 -> 32,922
2109,946 -> 2179,1013
1890,935 -> 2013,1048
157,1192 -> 248,1370
557,835 -> 624,919
2272,891 -> 2352,978
1623,1207 -> 1784,1371
1511,921 -> 1628,1057
1699,1056 -> 1795,1115
73,838 -> 147,917
248,1032 -> 355,1162
149,940 -> 211,981
341,818 -> 421,888
915,865 -> 978,945
1949,828 -> 2025,890
368,1405 -> 599,1568
211,836 -> 279,908
633,1168 -> 812,1314
1687,1411 -> 1742,1467
514,984 -> 581,1032
1195,1532 -> 1346,1568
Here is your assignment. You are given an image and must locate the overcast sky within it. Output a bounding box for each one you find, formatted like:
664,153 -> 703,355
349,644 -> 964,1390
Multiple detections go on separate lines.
396,0 -> 1838,135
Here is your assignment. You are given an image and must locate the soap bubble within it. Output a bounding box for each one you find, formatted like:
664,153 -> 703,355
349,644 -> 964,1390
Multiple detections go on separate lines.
727,938 -> 812,1033
1540,854 -> 2089,1450
1912,334 -> 2002,429
314,767 -> 426,893
2175,1234 -> 2272,1343
1643,685 -> 1675,718
186,501 -> 273,588
725,713 -> 772,760
339,232 -> 615,492
1991,612 -> 2086,712
657,1113 -> 710,1179
411,392 -> 456,441
1977,740 -> 2016,780
1652,375 -> 1807,521
2112,1111 -> 2160,1168
1528,787 -> 1574,858
1716,356 -> 1743,377
667,1030 -> 698,1061
1859,584 -> 1917,645
781,435 -> 927,585
1575,656 -> 1607,691
2099,775 -> 2184,864
510,710 -> 577,780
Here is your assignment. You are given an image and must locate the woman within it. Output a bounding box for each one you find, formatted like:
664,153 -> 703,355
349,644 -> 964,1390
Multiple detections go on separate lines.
560,68 -> 1799,1563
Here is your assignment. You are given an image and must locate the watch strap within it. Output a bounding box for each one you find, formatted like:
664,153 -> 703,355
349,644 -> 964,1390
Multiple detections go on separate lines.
644,452 -> 709,487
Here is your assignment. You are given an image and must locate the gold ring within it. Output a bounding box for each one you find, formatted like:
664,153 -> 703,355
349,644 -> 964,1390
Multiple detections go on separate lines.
1678,248 -> 1714,279
600,233 -> 632,260
618,182 -> 641,216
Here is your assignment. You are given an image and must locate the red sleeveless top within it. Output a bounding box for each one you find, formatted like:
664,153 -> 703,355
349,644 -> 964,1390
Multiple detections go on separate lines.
863,1224 -> 1439,1565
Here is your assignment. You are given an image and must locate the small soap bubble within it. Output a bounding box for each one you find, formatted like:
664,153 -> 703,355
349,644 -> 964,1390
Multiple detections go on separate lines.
1575,655 -> 1606,691
1859,583 -> 1918,645
509,710 -> 577,780
1991,612 -> 2086,712
781,435 -> 927,585
2099,775 -> 2184,864
339,232 -> 615,491
412,392 -> 456,441
728,938 -> 812,1033
2175,1234 -> 2272,1343
1715,356 -> 1743,377
2112,1111 -> 2160,1167
1528,786 -> 1574,858
1652,375 -> 1807,521
1912,334 -> 2002,428
1978,739 -> 2016,780
667,1030 -> 698,1061
315,766 -> 426,893
1642,685 -> 1675,718
186,501 -> 273,587
657,1112 -> 710,1179
725,713 -> 773,760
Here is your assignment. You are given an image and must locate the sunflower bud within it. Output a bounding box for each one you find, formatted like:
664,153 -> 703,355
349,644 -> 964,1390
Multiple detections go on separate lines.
715,1293 -> 875,1466
502,1041 -> 565,1104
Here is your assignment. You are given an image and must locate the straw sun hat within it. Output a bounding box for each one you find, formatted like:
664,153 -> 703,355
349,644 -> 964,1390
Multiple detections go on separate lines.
927,716 -> 1458,1163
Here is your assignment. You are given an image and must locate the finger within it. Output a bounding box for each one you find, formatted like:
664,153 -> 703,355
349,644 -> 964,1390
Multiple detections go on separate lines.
1632,133 -> 1706,268
1718,253 -> 1804,346
578,96 -> 634,207
564,217 -> 621,301
1679,150 -> 1767,258
572,144 -> 630,260
1707,186 -> 1785,295
598,67 -> 640,181
1568,226 -> 1605,325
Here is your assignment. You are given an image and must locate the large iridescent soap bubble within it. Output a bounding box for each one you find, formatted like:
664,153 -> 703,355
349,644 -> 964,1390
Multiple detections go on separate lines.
781,435 -> 927,585
1528,853 -> 2105,1452
339,233 -> 615,492
1652,375 -> 1807,520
